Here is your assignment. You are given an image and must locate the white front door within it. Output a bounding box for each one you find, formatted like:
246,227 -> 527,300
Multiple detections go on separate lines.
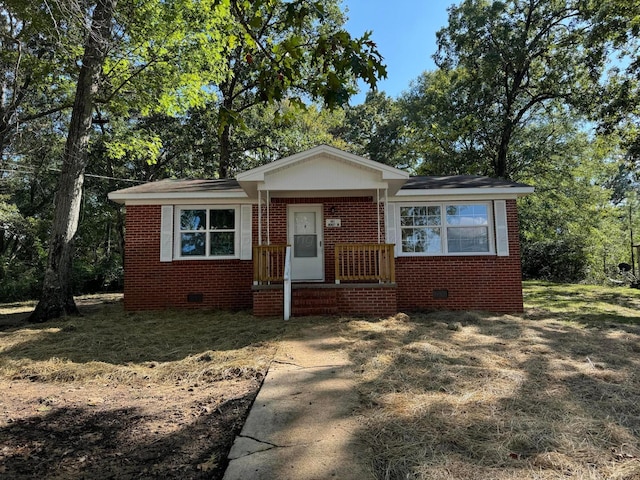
288,205 -> 324,281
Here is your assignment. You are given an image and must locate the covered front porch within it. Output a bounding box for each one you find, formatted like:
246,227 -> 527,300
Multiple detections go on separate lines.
234,146 -> 408,316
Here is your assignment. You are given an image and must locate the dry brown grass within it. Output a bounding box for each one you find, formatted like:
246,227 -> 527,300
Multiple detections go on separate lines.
339,283 -> 640,480
3,285 -> 640,479
0,297 -> 286,386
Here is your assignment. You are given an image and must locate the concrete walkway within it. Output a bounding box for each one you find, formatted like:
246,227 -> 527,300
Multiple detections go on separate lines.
222,328 -> 369,480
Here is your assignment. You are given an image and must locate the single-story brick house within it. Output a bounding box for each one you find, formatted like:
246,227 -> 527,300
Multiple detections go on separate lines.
108,145 -> 533,316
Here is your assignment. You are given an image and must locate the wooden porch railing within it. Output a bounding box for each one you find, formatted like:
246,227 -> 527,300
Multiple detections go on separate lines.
254,243 -> 396,284
253,245 -> 288,283
335,243 -> 395,283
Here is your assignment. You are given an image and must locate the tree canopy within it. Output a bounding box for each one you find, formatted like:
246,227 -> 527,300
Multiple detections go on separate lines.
2,0 -> 640,311
9,0 -> 387,321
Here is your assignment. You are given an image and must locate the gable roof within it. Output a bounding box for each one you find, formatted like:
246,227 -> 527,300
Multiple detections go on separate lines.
403,175 -> 531,190
108,147 -> 534,203
395,175 -> 533,198
108,179 -> 246,202
236,144 -> 409,197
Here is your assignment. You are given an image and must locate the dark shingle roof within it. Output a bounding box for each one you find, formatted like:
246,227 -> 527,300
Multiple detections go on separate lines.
402,175 -> 530,190
110,175 -> 532,198
111,178 -> 241,194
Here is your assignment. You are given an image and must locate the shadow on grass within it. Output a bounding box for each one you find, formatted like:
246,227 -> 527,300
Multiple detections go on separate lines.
344,305 -> 640,479
0,302 -> 289,366
0,390 -> 257,480
523,280 -> 640,326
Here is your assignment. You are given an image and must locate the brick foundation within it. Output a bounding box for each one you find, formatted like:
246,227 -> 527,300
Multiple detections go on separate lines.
252,284 -> 398,317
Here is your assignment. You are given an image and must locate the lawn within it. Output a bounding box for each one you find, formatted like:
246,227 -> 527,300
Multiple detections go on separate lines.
341,281 -> 640,479
1,282 -> 640,479
0,297 -> 288,479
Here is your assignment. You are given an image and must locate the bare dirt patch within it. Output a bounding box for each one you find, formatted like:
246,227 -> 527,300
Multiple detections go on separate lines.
0,378 -> 258,479
0,296 -> 282,479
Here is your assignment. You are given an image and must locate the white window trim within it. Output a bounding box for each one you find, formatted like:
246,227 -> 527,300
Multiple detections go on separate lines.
173,205 -> 241,260
396,201 -> 495,256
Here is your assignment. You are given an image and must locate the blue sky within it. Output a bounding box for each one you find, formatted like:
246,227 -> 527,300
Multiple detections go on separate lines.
343,0 -> 454,104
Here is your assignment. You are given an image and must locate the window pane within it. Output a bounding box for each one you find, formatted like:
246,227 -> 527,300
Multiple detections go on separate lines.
294,235 -> 317,257
294,212 -> 316,234
446,205 -> 488,226
402,227 -> 441,253
210,209 -> 235,230
400,214 -> 414,226
447,227 -> 489,253
210,232 -> 234,256
181,232 -> 206,256
401,205 -> 441,226
181,210 -> 206,230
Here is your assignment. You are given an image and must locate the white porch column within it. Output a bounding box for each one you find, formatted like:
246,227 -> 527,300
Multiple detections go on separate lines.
258,189 -> 262,246
377,188 -> 381,244
266,190 -> 270,245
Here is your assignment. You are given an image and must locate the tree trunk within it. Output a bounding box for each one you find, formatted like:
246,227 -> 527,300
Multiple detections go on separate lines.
494,121 -> 513,179
29,0 -> 116,323
218,122 -> 232,178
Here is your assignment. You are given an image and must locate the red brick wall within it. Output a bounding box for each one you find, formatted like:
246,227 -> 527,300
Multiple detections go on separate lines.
123,205 -> 254,311
267,197 -> 384,282
336,287 -> 397,316
123,198 -> 524,313
395,200 -> 524,313
252,285 -> 397,317
252,288 -> 283,317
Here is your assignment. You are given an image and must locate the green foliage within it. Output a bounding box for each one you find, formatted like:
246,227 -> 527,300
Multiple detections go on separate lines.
103,0 -> 233,117
336,91 -> 409,168
195,0 -> 387,176
0,197 -> 46,301
430,0 -> 591,178
521,237 -> 588,282
401,69 -> 492,175
580,1 -> 640,171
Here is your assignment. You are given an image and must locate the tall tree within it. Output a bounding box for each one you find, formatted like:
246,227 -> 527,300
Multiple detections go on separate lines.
204,0 -> 386,177
581,0 -> 640,168
28,0 -> 234,321
0,1 -> 79,161
336,91 -> 408,168
29,0 -> 117,321
401,69 -> 493,176
27,0 -> 386,321
433,0 -> 591,178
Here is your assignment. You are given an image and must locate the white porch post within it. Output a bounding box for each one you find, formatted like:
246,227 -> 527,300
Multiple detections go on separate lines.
284,245 -> 291,321
377,188 -> 381,244
266,190 -> 270,245
258,189 -> 262,246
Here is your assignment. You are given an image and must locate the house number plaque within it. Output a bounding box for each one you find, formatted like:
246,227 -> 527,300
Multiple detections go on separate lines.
325,219 -> 341,227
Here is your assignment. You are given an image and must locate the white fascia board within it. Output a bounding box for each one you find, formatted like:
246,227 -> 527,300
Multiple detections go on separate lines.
393,186 -> 534,199
108,190 -> 249,204
256,181 -> 390,192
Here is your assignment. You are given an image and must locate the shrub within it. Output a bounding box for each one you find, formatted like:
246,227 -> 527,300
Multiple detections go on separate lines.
522,237 -> 588,282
